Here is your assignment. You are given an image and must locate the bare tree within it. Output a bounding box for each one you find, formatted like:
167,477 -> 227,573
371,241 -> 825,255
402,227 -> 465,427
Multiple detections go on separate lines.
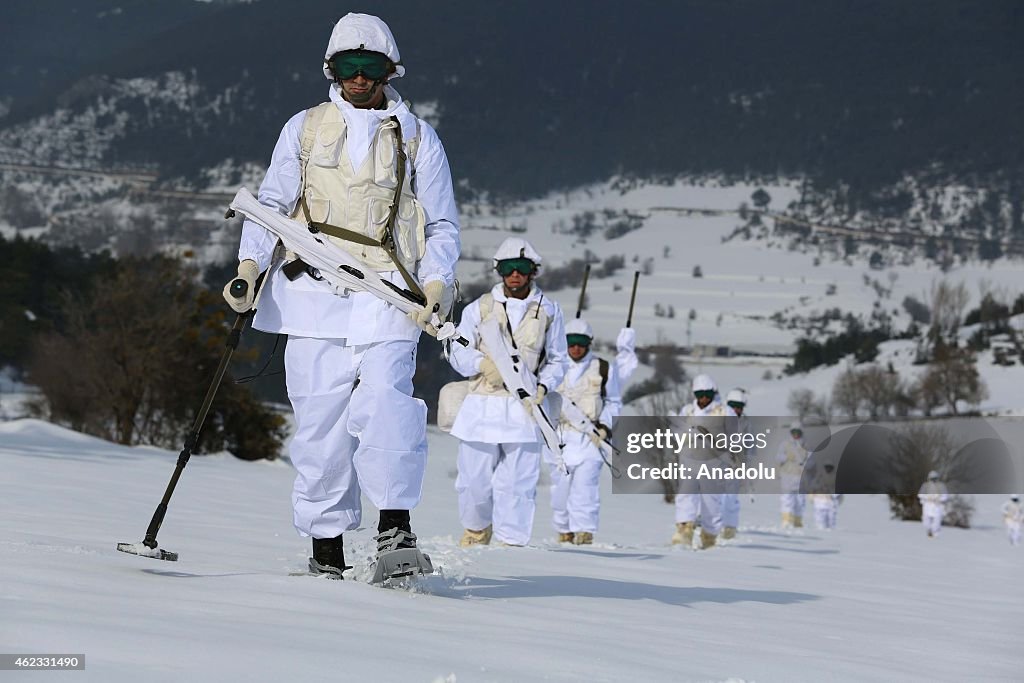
831,368 -> 862,420
928,279 -> 969,344
921,347 -> 988,415
886,423 -> 975,527
910,372 -> 945,417
886,423 -> 955,521
855,364 -> 902,419
787,388 -> 827,422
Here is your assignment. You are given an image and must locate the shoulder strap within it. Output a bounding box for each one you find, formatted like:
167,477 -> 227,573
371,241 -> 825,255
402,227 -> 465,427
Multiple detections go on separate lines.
407,117 -> 421,166
298,102 -> 334,174
597,358 -> 609,398
479,293 -> 494,321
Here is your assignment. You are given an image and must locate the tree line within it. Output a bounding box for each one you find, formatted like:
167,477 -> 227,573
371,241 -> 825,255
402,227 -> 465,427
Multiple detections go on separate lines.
1,235 -> 286,459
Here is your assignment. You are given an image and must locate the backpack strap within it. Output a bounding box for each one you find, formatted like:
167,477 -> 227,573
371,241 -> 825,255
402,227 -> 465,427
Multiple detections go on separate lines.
597,358 -> 609,399
298,102 -> 334,186
479,293 -> 494,322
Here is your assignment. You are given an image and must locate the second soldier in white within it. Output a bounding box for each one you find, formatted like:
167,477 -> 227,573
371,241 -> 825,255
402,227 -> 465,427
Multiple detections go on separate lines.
447,238 -> 568,547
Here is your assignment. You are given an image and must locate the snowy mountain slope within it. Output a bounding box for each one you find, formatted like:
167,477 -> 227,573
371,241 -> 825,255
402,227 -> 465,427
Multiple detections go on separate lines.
1,419 -> 1020,682
454,178 -> 1024,382
8,172 -> 1023,414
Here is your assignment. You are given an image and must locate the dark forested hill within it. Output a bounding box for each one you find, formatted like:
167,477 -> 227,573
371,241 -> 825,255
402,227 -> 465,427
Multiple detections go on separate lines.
2,0 -> 1021,202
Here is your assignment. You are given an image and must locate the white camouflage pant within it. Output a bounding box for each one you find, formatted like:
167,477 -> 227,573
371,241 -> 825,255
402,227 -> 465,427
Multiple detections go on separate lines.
550,458 -> 603,534
780,493 -> 806,519
286,337 -> 426,538
456,440 -> 542,546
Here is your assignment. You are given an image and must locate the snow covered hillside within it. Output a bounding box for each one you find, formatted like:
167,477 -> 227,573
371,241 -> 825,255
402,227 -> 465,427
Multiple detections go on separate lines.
1,419 -> 1019,682
456,178 -> 1024,352
450,177 -> 1024,409
6,172 -> 1024,416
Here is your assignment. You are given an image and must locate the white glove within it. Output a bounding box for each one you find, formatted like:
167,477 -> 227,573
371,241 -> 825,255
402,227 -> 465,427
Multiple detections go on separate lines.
222,260 -> 259,313
523,384 -> 547,409
408,280 -> 447,335
478,358 -> 504,388
616,327 -> 636,351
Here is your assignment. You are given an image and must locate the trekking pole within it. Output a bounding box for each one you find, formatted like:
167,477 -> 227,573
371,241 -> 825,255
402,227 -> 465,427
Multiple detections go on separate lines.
626,271 -> 640,327
118,231 -> 268,562
576,264 -> 591,318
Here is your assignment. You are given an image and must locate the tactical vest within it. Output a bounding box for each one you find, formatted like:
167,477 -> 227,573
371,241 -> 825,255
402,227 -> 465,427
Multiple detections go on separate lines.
558,357 -> 609,425
470,293 -> 550,397
682,402 -> 729,417
295,102 -> 425,272
779,439 -> 807,476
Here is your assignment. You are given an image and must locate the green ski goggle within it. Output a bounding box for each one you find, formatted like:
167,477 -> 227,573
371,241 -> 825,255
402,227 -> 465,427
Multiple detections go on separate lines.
566,333 -> 592,348
727,401 -> 746,411
330,50 -> 390,81
694,390 -> 715,400
496,257 -> 536,277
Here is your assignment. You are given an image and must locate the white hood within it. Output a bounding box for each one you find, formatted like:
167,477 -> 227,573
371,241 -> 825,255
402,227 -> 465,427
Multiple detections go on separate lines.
323,13 -> 405,80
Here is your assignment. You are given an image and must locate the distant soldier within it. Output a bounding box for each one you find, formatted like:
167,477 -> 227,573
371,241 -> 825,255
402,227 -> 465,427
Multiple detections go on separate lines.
777,422 -> 808,528
1001,495 -> 1022,546
720,388 -> 751,539
917,470 -> 949,538
807,462 -> 841,530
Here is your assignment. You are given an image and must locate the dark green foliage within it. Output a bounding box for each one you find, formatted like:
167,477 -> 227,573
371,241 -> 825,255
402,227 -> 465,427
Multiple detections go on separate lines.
4,1 -> 1021,202
786,319 -> 888,374
0,235 -> 116,369
25,250 -> 285,459
901,296 -> 931,325
963,293 -> 1011,329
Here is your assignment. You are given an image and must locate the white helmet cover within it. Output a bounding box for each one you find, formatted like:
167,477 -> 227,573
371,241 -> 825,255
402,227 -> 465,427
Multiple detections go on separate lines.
790,421 -> 804,432
725,388 -> 748,405
323,13 -> 404,80
565,318 -> 593,338
691,374 -> 717,393
493,237 -> 543,267
928,470 -> 939,480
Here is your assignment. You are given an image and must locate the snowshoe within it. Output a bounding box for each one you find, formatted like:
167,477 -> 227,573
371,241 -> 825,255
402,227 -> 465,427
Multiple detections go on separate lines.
306,557 -> 348,579
305,535 -> 351,579
370,527 -> 434,585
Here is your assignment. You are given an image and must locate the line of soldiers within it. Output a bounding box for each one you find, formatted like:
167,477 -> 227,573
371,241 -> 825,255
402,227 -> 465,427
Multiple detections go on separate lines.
442,238 -> 636,547
444,238 -> 842,550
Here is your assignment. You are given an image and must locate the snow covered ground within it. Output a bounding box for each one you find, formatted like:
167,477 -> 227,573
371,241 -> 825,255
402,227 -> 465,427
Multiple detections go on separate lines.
1,419 -> 1020,682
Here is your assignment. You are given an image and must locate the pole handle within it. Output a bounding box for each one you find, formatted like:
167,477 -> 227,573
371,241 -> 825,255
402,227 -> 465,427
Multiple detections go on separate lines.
229,279 -> 248,299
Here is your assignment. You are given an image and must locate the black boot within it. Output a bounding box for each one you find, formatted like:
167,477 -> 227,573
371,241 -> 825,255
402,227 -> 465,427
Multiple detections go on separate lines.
376,509 -> 416,552
371,510 -> 433,583
309,534 -> 349,579
378,509 -> 412,535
